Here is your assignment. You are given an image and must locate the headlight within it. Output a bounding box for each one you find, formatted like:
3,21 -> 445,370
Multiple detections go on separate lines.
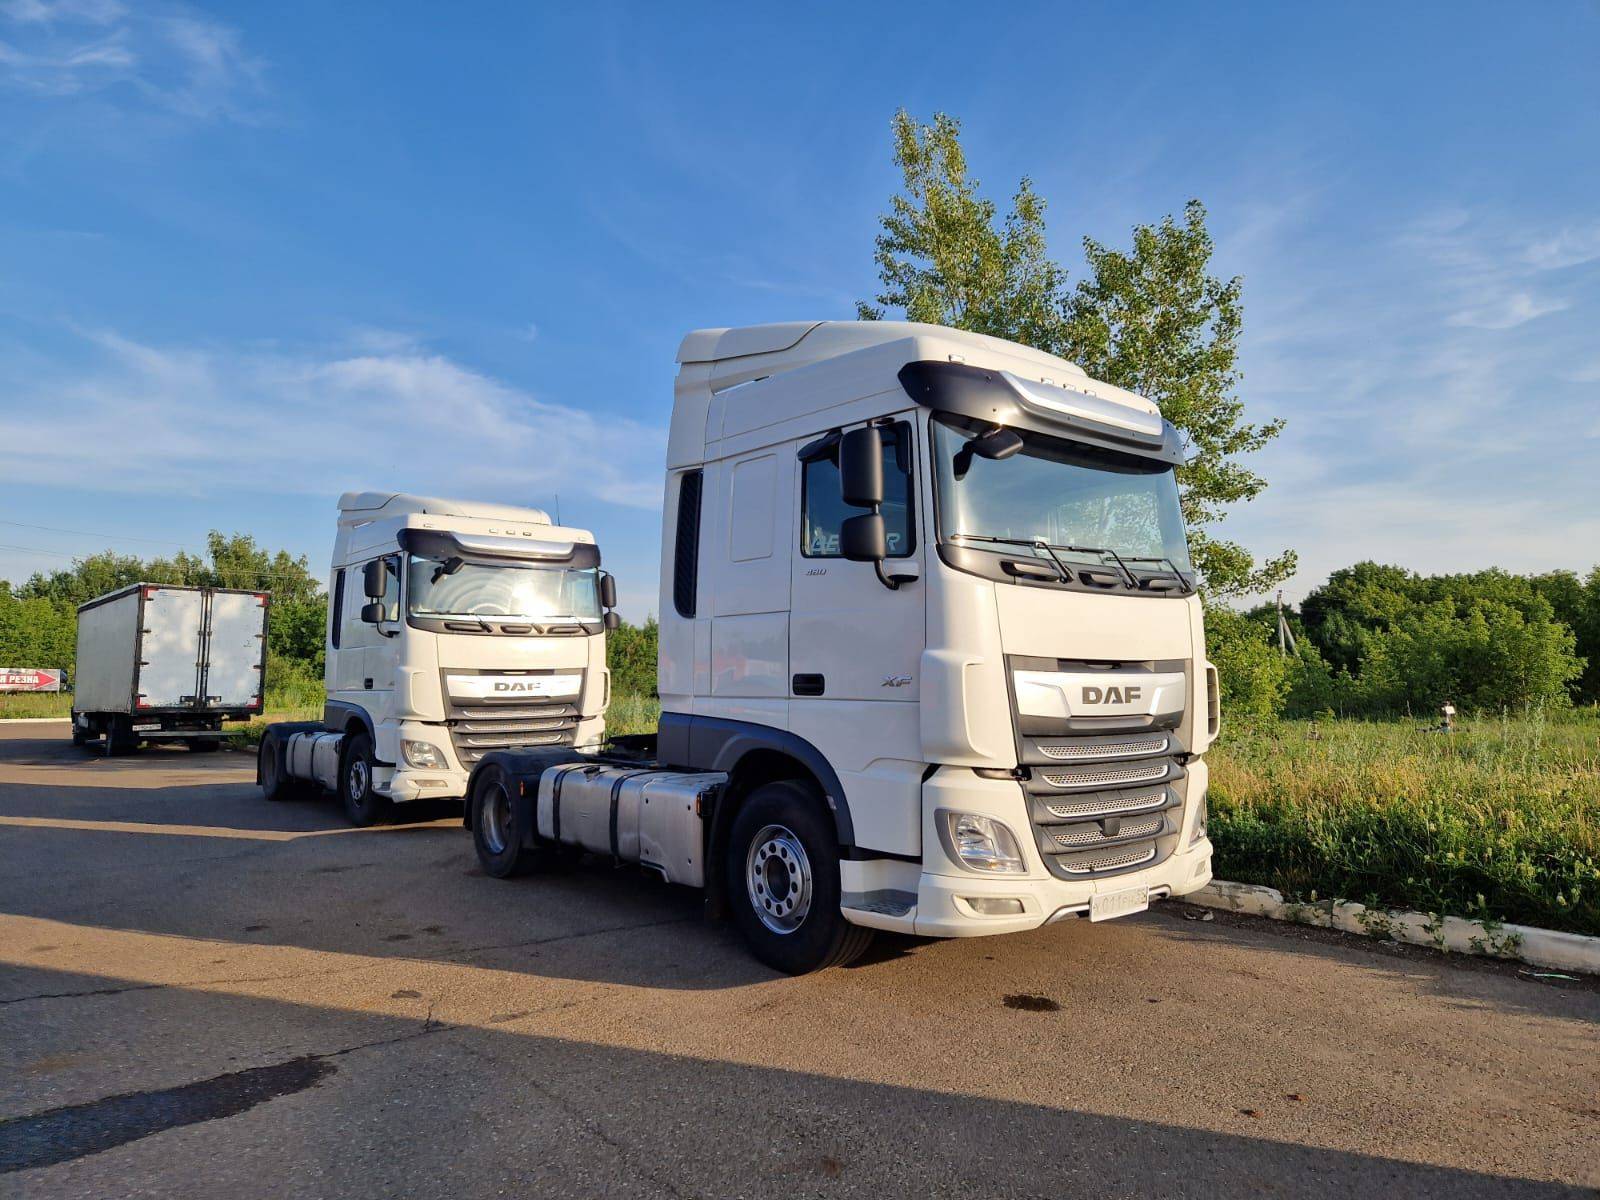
402,739 -> 446,769
942,811 -> 1026,874
1190,794 -> 1208,845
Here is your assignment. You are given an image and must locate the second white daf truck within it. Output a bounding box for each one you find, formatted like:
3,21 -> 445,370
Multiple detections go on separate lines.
466,322 -> 1218,973
258,493 -> 618,825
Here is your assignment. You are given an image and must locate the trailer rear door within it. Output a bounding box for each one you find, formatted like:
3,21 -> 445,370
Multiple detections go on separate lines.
139,588 -> 206,708
206,591 -> 266,708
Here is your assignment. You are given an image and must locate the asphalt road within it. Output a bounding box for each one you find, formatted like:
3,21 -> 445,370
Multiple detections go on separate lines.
1,721 -> 1596,1199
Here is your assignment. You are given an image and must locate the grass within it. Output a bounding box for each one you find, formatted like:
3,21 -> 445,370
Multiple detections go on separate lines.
0,692 -> 73,718
1207,707 -> 1600,936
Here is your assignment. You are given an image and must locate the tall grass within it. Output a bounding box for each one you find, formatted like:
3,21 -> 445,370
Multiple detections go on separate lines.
1208,708 -> 1600,935
0,692 -> 73,718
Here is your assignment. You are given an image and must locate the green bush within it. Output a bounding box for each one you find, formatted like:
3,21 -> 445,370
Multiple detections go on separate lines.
607,618 -> 659,698
1204,606 -> 1288,721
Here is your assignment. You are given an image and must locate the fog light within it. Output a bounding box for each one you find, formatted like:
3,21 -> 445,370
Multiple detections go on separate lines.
942,811 -> 1026,874
966,896 -> 1026,916
1190,794 -> 1208,845
402,739 -> 446,769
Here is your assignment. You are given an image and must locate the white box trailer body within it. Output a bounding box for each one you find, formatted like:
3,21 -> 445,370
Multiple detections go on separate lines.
74,584 -> 268,754
257,493 -> 620,827
463,320 -> 1219,975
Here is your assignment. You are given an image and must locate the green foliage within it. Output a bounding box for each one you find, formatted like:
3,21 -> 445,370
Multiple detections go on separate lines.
0,534 -> 326,689
1299,563 -> 1590,710
1204,606 -> 1288,721
606,618 -> 659,699
859,109 -> 1293,597
1209,711 -> 1600,935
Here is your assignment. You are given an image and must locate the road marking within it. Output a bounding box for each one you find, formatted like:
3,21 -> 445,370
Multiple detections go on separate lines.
0,815 -> 458,842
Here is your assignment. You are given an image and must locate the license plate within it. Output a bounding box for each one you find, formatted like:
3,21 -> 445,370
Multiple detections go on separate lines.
1090,885 -> 1149,922
131,723 -> 161,732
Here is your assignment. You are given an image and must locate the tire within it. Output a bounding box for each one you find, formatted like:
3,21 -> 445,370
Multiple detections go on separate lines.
338,730 -> 392,827
259,737 -> 298,801
105,716 -> 138,757
70,719 -> 89,747
471,764 -> 534,878
725,780 -> 875,975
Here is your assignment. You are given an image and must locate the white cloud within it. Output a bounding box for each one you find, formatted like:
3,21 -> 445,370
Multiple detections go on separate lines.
1523,223 -> 1600,271
0,1 -> 260,118
1446,290 -> 1568,330
0,331 -> 668,512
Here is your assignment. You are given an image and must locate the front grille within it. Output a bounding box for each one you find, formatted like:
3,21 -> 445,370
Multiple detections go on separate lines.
1044,790 -> 1169,821
444,699 -> 582,765
1057,844 -> 1158,875
1037,736 -> 1169,762
1047,813 -> 1164,849
1039,761 -> 1169,790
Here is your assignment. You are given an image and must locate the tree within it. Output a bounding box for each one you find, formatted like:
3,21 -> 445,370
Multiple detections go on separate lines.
858,109 -> 1293,597
856,111 -> 1070,352
1063,202 -> 1294,596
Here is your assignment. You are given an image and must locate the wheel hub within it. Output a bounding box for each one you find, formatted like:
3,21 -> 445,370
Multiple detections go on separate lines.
746,824 -> 813,935
347,758 -> 370,802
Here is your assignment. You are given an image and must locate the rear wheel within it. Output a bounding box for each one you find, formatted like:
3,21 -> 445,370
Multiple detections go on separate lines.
726,780 -> 874,975
104,716 -> 138,757
472,764 -> 532,877
338,730 -> 391,826
259,736 -> 299,801
70,718 -> 89,747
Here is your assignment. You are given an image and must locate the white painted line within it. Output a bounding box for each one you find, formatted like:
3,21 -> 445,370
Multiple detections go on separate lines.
0,717 -> 71,725
1191,880 -> 1600,977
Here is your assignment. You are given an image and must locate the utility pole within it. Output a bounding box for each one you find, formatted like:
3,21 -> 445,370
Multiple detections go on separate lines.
1276,590 -> 1297,657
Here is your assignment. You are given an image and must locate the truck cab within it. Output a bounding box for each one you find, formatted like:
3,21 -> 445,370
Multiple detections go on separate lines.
466,321 -> 1216,974
657,321 -> 1216,947
261,492 -> 616,825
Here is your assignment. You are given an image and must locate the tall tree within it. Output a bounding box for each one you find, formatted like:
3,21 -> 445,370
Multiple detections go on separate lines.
859,109 -> 1293,596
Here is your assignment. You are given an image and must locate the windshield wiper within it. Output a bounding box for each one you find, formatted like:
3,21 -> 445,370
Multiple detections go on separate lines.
949,533 -> 1069,582
1121,556 -> 1196,593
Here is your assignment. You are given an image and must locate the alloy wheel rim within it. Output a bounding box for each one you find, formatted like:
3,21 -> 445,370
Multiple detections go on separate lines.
745,824 -> 813,935
482,782 -> 512,855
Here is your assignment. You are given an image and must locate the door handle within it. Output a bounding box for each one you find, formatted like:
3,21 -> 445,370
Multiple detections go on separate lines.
792,674 -> 825,697
363,678 -> 374,689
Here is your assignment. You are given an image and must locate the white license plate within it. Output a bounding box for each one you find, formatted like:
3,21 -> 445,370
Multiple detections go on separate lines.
1089,885 -> 1149,922
131,723 -> 161,732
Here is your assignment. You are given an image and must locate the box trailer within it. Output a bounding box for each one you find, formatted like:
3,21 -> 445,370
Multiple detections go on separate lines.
74,583 -> 269,755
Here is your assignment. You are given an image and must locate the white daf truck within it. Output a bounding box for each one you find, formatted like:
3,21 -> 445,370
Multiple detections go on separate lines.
466,321 -> 1218,973
257,493 -> 619,825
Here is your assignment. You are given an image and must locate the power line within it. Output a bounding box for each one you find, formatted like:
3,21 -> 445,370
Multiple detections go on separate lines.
0,519 -> 193,547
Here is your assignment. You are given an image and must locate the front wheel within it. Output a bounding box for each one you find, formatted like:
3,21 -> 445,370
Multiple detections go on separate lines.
726,780 -> 874,975
338,730 -> 391,827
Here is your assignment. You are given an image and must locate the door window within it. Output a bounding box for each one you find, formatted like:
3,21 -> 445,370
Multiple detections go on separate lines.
801,423 -> 915,558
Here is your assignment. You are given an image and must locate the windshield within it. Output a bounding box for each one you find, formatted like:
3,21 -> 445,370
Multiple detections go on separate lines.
931,415 -> 1192,573
406,556 -> 601,622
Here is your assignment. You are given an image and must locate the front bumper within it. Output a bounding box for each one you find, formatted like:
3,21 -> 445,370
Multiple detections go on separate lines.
372,716 -> 607,803
839,761 -> 1212,937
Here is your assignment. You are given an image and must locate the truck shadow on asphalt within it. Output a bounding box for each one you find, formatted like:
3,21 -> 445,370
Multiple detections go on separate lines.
0,962 -> 1591,1198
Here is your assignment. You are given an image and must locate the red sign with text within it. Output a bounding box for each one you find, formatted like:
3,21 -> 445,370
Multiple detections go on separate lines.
0,669 -> 63,692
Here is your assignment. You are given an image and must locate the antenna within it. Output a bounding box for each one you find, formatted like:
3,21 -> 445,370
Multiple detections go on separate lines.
554,493 -> 561,525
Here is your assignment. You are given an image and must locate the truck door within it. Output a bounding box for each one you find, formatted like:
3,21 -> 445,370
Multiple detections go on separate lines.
138,588 -> 206,708
787,417 -> 926,856
204,591 -> 266,708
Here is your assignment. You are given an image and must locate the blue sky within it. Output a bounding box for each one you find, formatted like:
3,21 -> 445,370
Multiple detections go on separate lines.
1,0 -> 1597,618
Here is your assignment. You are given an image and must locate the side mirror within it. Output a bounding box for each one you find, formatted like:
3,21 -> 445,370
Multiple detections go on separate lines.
362,559 -> 387,599
840,513 -> 887,562
603,610 -> 621,632
598,572 -> 617,610
359,601 -> 384,625
839,426 -> 884,508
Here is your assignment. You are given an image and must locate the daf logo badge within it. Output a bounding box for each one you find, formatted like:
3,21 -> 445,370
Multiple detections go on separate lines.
1083,685 -> 1141,704
494,681 -> 544,692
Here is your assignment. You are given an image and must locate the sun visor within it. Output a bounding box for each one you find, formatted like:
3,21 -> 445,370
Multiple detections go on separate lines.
399,528 -> 599,569
999,372 -> 1165,448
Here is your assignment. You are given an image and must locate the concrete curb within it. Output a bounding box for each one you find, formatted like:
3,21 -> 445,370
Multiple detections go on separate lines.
1192,880 -> 1600,977
0,717 -> 70,725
